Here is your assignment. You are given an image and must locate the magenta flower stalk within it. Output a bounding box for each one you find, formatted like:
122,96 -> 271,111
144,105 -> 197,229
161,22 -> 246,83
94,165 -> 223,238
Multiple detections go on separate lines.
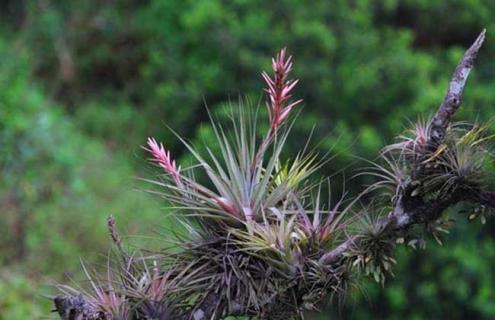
251,48 -> 302,170
145,137 -> 182,186
262,48 -> 302,136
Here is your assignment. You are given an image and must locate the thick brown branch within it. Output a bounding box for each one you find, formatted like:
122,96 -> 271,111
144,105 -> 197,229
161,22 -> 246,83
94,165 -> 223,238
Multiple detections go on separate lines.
429,29 -> 486,145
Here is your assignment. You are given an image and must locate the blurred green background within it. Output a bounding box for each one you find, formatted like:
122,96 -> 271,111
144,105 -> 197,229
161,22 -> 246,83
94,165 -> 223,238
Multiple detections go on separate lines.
2,0 -> 495,319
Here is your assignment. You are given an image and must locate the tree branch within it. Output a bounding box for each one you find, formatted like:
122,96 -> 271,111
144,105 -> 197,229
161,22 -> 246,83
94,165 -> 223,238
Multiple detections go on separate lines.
320,29 -> 487,267
319,235 -> 359,265
429,29 -> 486,145
52,297 -> 225,320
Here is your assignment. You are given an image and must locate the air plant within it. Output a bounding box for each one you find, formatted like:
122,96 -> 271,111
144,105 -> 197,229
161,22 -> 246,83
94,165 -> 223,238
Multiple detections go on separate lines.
54,30 -> 495,320
55,261 -> 131,320
381,118 -> 432,157
346,210 -> 398,286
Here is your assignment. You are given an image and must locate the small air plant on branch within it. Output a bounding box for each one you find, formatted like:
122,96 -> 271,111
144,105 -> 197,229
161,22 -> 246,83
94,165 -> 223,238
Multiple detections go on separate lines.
54,30 -> 495,320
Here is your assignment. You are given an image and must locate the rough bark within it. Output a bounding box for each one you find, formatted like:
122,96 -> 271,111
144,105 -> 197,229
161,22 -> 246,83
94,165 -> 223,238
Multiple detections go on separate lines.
53,295 -> 102,320
428,29 -> 486,145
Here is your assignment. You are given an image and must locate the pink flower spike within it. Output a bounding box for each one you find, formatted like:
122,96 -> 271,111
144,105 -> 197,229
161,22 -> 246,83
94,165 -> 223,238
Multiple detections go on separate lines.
262,48 -> 302,134
145,137 -> 182,186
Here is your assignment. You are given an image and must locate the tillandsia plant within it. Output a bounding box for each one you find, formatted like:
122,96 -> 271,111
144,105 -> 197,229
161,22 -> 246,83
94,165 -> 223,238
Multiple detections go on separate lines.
53,30 -> 495,320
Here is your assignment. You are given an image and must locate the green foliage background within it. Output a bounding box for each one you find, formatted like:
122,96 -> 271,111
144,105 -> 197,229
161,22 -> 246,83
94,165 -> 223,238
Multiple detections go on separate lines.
2,0 -> 495,318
